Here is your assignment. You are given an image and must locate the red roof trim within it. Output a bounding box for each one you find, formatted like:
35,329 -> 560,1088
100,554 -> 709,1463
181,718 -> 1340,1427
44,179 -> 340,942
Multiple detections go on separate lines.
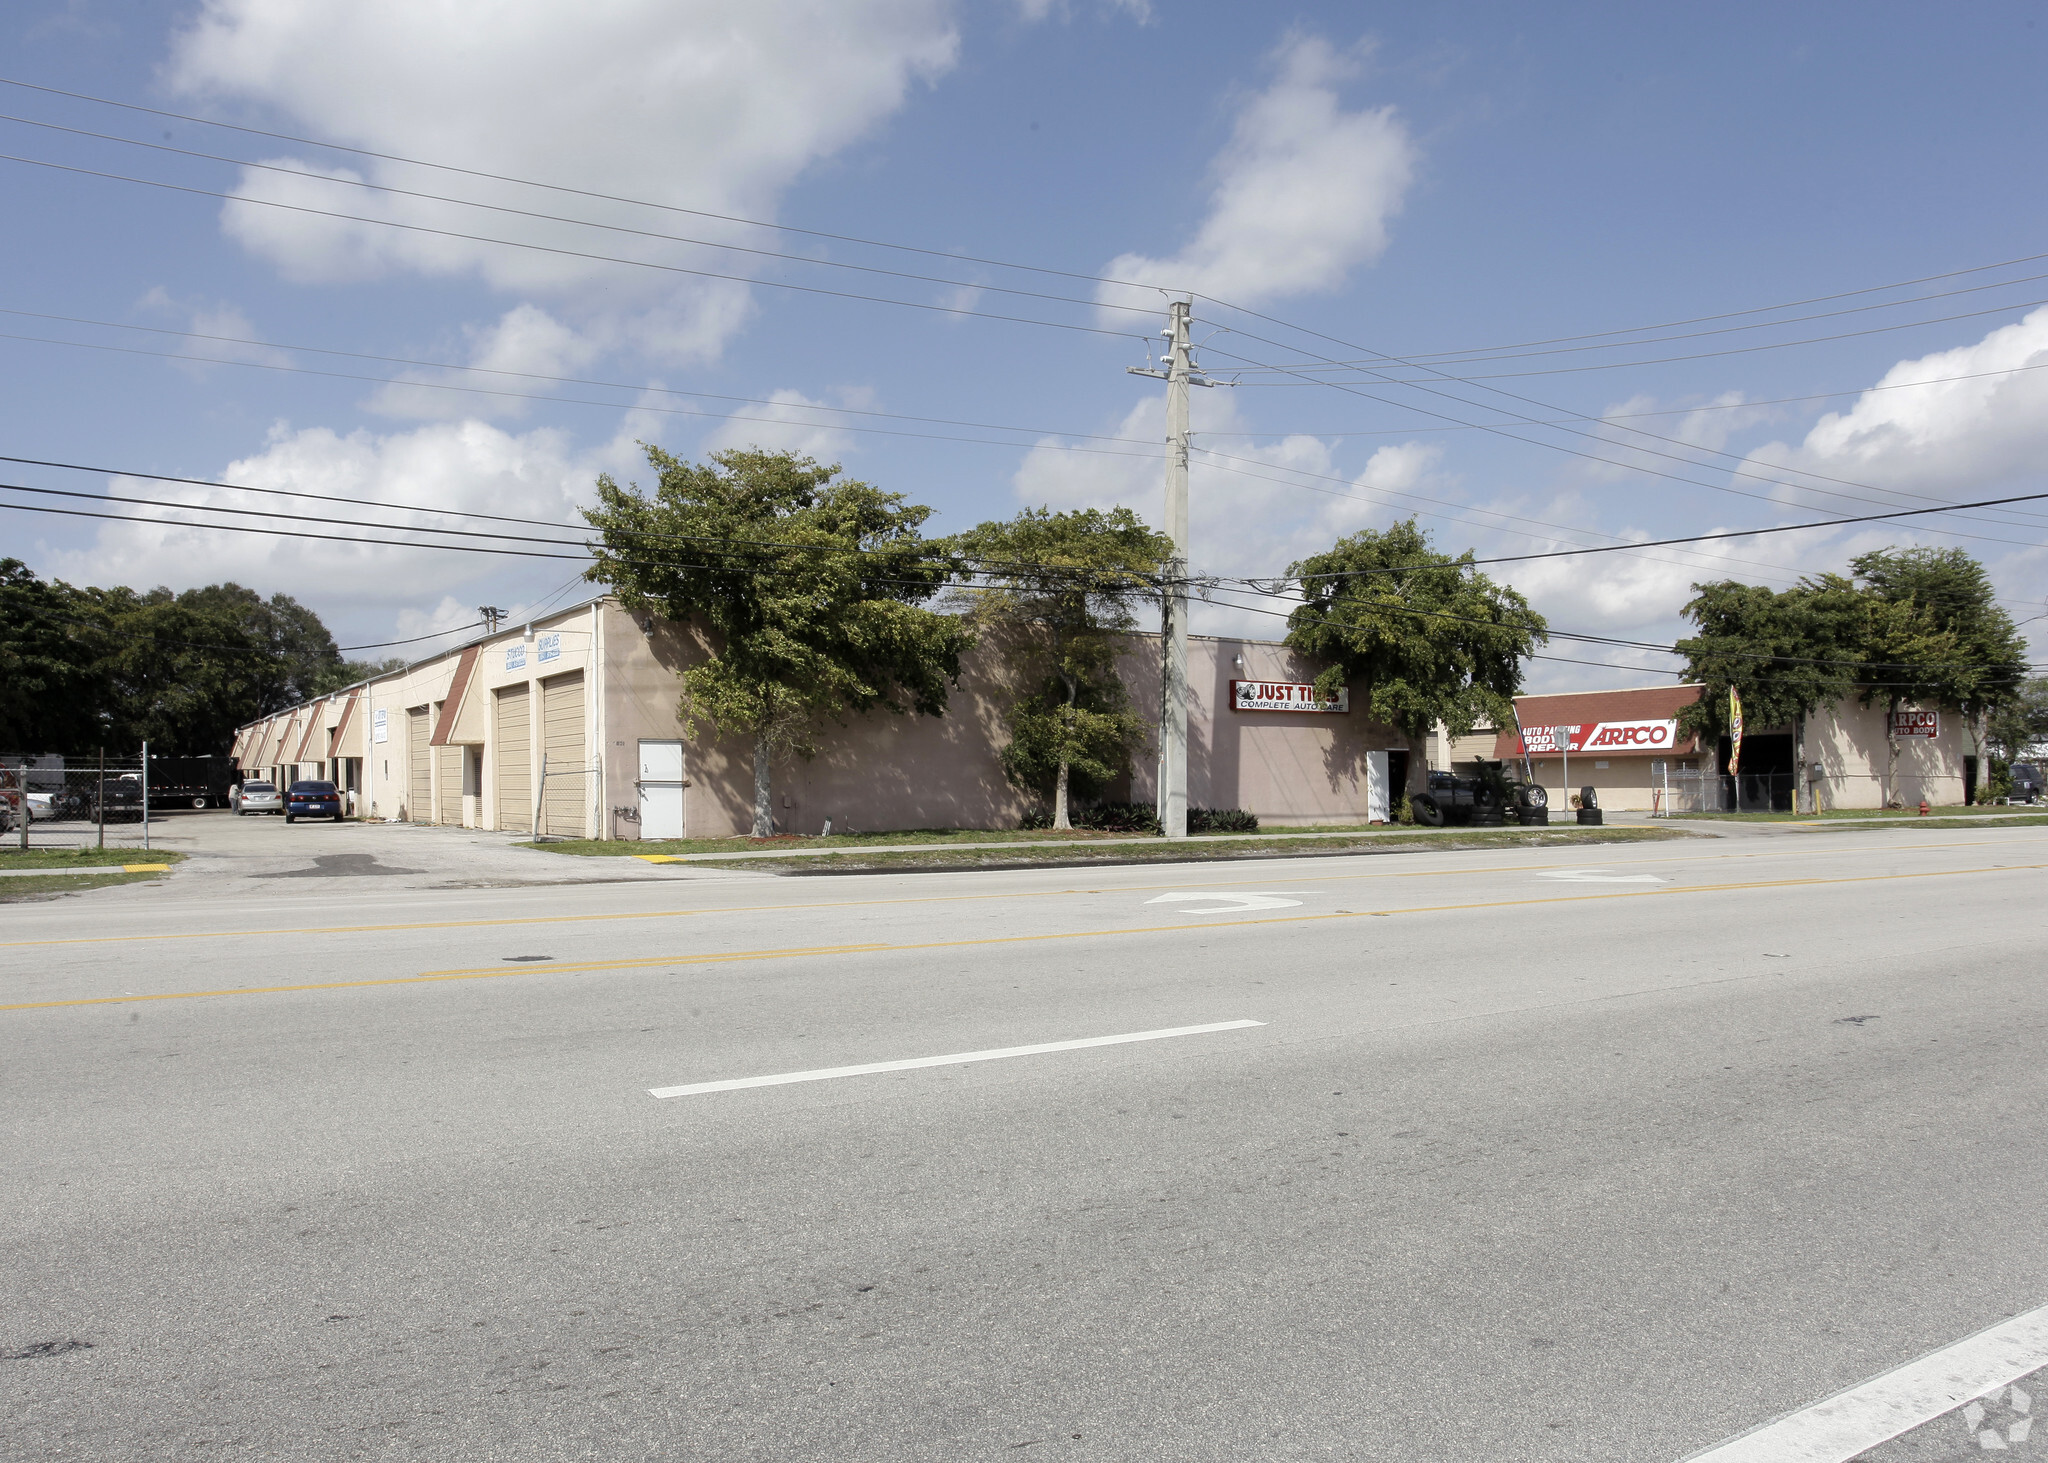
429,646 -> 480,747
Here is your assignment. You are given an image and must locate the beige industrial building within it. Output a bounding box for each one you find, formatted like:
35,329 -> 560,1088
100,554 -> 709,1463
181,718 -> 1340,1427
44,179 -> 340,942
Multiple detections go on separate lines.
233,596 -> 1433,837
1459,684 -> 1973,812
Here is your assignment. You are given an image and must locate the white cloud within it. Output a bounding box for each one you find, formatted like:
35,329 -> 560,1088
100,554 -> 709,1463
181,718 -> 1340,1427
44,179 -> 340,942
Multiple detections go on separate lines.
1014,0 -> 1151,22
1096,33 -> 1416,313
1010,390 -> 1463,636
48,417 -> 640,621
1743,306 -> 2048,498
368,304 -> 611,420
166,0 -> 960,359
136,287 -> 292,373
701,388 -> 871,461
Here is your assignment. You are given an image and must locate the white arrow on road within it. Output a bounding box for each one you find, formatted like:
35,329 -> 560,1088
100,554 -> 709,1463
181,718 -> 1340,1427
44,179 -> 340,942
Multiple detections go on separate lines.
1145,891 -> 1308,914
1535,867 -> 1666,884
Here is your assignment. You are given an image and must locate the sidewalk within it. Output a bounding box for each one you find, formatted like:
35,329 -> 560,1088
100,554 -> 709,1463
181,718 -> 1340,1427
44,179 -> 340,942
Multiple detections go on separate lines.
625,816 -> 1675,865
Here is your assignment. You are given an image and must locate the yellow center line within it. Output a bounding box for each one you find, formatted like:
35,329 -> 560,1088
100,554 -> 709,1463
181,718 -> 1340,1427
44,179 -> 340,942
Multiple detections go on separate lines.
6,860 -> 2039,1013
0,833 -> 2034,950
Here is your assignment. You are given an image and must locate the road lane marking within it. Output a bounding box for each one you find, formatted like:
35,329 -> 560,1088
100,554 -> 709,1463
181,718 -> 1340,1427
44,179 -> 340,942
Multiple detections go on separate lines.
1536,868 -> 1667,884
1145,891 -> 1309,913
6,837 -> 2036,950
1683,1300 -> 2048,1461
6,859 -> 2040,1013
647,1019 -> 1266,1099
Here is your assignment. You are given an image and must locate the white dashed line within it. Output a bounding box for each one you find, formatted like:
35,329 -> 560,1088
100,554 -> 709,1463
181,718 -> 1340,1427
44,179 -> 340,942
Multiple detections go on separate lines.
1683,1301 -> 2048,1461
648,1019 -> 1266,1099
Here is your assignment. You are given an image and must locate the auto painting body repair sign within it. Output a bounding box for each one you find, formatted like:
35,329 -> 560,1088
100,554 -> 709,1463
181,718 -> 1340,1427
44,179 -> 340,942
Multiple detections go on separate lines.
1231,680 -> 1349,713
1519,719 -> 1679,754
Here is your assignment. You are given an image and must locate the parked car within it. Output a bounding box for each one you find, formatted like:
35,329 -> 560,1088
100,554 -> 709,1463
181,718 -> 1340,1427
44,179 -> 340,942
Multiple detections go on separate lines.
284,781 -> 343,823
236,780 -> 282,816
1411,764 -> 1548,827
2013,763 -> 2043,804
85,777 -> 145,822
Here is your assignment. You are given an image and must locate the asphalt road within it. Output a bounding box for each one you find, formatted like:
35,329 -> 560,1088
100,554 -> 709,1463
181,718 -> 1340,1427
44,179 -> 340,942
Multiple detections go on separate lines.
4,816 -> 2045,1461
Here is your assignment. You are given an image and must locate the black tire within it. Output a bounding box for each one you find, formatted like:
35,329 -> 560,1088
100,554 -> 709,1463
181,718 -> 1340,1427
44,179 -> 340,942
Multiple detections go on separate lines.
285,815 -> 295,824
1472,808 -> 1506,827
1410,792 -> 1446,828
1518,806 -> 1549,826
192,796 -> 208,810
1517,784 -> 1549,810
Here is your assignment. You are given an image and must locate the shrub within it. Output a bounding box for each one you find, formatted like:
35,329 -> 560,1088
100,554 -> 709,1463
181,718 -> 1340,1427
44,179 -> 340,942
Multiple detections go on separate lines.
1075,800 -> 1163,835
1189,806 -> 1259,833
1019,809 -> 1053,830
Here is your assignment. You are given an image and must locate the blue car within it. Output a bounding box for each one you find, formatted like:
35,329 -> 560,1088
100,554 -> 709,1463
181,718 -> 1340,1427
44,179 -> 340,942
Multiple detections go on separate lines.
285,780 -> 344,823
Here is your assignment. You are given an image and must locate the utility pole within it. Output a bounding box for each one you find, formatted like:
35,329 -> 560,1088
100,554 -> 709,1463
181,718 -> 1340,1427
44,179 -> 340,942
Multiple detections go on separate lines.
1128,298 -> 1219,839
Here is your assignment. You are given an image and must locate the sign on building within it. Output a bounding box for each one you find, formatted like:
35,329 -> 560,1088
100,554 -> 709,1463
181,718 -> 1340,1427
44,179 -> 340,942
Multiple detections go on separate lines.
538,632 -> 562,664
1230,680 -> 1349,713
372,709 -> 388,744
505,642 -> 527,671
1888,709 -> 1940,739
1520,719 -> 1678,754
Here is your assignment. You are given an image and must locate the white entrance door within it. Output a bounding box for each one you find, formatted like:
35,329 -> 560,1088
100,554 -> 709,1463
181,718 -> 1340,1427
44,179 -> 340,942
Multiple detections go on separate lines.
638,739 -> 686,839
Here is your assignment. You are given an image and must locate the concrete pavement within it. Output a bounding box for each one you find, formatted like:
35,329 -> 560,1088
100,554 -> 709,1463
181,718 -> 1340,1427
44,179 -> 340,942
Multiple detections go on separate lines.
4,819 -> 2046,1460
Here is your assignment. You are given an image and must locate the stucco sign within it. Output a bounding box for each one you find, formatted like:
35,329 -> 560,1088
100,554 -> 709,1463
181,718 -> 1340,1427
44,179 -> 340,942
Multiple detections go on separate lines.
1889,709 -> 1940,739
1231,680 -> 1348,713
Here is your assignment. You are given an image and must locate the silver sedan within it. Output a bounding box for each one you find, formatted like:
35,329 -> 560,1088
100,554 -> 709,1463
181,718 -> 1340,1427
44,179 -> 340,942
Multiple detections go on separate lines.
235,781 -> 283,815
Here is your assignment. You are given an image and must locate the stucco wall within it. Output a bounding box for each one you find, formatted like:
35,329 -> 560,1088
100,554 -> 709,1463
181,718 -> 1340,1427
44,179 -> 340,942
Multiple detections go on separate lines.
1807,700 -> 1965,809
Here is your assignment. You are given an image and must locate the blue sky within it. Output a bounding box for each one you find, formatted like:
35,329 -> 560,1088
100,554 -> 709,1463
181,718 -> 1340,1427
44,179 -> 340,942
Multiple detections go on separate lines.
5,0 -> 2046,689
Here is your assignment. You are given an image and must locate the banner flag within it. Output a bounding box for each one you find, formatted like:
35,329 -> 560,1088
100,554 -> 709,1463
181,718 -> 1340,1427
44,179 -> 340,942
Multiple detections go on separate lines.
1728,687 -> 1745,776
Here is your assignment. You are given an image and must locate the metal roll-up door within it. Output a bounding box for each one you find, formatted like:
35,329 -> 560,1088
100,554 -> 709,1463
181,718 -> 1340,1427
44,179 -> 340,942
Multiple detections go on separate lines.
436,744 -> 464,826
407,707 -> 431,822
494,684 -> 532,832
540,670 -> 586,838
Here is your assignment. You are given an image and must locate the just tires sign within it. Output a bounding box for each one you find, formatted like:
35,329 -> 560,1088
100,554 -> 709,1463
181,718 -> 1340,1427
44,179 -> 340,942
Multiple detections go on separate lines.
1231,680 -> 1349,713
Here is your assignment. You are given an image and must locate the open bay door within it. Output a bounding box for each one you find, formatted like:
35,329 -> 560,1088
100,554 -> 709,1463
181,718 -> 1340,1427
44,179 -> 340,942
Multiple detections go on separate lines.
638,740 -> 686,839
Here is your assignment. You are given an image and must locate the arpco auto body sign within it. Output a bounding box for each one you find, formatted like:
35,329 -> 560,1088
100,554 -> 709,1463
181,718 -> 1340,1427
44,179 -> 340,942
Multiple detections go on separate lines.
1888,709 -> 1940,739
1521,719 -> 1679,753
1231,680 -> 1349,713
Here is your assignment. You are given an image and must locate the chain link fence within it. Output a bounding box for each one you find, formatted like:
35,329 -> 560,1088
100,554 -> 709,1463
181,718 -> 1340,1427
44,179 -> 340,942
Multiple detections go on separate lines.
1,754 -> 153,850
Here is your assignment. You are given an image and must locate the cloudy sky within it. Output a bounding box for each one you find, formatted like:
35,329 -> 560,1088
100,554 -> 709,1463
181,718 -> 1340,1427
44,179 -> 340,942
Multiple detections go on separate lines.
4,0 -> 2047,688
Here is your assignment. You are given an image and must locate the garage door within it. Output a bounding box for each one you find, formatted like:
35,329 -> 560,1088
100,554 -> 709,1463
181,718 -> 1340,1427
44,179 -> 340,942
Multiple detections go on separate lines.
540,670 -> 586,838
436,744 -> 464,826
407,707 -> 431,822
494,684 -> 532,832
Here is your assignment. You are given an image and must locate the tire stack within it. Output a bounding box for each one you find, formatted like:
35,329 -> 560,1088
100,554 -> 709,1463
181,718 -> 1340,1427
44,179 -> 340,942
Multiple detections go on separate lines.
1515,784 -> 1549,826
1470,790 -> 1506,827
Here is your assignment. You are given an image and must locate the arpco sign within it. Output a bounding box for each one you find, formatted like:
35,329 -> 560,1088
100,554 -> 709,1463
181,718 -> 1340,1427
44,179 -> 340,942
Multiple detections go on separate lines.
1580,719 -> 1678,750
1888,710 -> 1940,739
1520,719 -> 1677,754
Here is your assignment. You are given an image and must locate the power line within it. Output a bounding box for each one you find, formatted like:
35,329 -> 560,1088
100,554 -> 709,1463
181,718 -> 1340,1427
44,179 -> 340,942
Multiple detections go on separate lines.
0,329 -> 1172,461
0,149 -> 1139,340
1219,291 -> 2048,382
1196,328 -> 2048,539
1226,273 -> 2048,372
0,305 -> 1162,448
0,75 -> 1153,293
1196,358 -> 2048,438
0,111 -> 1165,323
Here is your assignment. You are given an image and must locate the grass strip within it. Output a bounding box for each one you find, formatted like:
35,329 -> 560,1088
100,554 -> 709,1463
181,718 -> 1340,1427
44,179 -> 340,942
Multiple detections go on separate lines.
0,848 -> 187,871
1671,806 -> 2025,822
1781,815 -> 2048,833
0,870 -> 172,902
684,825 -> 1690,874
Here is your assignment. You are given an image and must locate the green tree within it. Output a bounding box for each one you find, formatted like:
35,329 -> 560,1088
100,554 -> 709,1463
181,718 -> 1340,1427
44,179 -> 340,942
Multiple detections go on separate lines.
949,506 -> 1171,827
1283,520 -> 1546,747
583,446 -> 970,836
1674,577 -> 1866,741
1987,676 -> 2048,764
0,559 -> 108,752
1848,547 -> 2027,802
